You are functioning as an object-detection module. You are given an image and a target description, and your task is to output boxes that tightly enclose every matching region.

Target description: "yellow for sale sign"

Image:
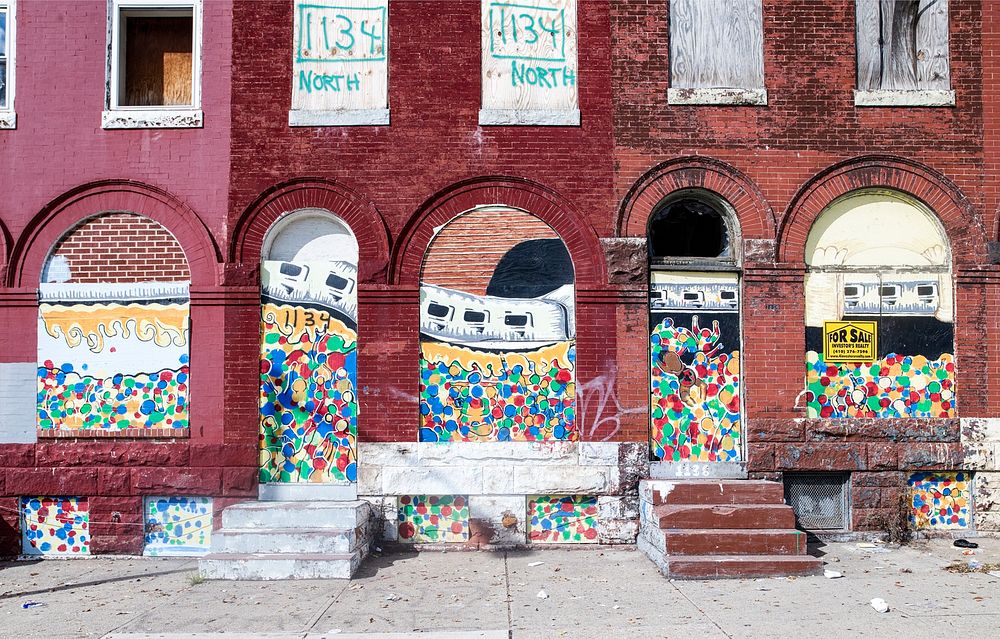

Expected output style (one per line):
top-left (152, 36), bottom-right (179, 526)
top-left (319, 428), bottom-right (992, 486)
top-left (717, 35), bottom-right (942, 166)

top-left (823, 321), bottom-right (877, 363)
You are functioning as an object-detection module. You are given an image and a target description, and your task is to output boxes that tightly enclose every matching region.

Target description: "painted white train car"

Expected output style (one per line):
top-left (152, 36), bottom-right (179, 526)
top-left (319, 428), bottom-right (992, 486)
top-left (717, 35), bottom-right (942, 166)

top-left (261, 260), bottom-right (358, 323)
top-left (419, 283), bottom-right (574, 350)
top-left (842, 280), bottom-right (939, 316)
top-left (649, 282), bottom-right (739, 313)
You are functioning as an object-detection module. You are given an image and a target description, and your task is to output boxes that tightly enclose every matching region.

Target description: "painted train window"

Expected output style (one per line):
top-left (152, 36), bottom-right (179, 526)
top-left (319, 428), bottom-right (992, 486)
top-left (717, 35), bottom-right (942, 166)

top-left (37, 213), bottom-right (191, 433)
top-left (804, 191), bottom-right (954, 418)
top-left (649, 194), bottom-right (741, 463)
top-left (259, 210), bottom-right (359, 484)
top-left (418, 207), bottom-right (576, 442)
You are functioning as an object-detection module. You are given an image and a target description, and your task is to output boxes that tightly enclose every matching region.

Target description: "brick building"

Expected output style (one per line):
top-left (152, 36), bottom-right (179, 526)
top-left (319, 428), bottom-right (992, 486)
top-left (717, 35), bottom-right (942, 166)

top-left (0, 0), bottom-right (997, 577)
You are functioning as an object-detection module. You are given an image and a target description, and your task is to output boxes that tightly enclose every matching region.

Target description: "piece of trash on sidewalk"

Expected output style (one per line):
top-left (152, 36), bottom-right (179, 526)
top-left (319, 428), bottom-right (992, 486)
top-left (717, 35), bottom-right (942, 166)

top-left (857, 542), bottom-right (877, 549)
top-left (962, 549), bottom-right (977, 556)
top-left (20, 602), bottom-right (44, 609)
top-left (824, 570), bottom-right (843, 579)
top-left (528, 561), bottom-right (545, 567)
top-left (987, 571), bottom-right (1000, 578)
top-left (954, 539), bottom-right (979, 549)
top-left (385, 593), bottom-right (402, 602)
top-left (537, 589), bottom-right (549, 599)
top-left (870, 598), bottom-right (889, 613)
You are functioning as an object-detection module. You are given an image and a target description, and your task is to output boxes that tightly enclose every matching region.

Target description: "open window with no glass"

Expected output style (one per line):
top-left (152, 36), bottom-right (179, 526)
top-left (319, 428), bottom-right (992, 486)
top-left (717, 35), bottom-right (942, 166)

top-left (648, 193), bottom-right (737, 267)
top-left (855, 0), bottom-right (953, 106)
top-left (103, 0), bottom-right (203, 128)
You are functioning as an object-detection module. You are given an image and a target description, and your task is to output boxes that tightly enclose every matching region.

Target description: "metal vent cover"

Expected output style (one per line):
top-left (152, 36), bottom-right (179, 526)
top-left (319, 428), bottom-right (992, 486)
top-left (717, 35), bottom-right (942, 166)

top-left (783, 473), bottom-right (850, 530)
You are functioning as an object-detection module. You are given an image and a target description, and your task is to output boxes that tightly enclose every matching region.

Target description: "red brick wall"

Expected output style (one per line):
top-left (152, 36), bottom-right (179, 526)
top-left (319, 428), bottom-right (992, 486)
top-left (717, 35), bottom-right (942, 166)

top-left (46, 213), bottom-right (191, 284)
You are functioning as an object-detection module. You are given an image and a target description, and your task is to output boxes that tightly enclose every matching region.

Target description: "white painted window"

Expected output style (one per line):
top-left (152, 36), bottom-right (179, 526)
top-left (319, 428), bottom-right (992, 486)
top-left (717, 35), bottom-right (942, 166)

top-left (103, 0), bottom-right (203, 129)
top-left (855, 0), bottom-right (953, 106)
top-left (0, 0), bottom-right (15, 128)
top-left (479, 0), bottom-right (580, 126)
top-left (667, 0), bottom-right (766, 106)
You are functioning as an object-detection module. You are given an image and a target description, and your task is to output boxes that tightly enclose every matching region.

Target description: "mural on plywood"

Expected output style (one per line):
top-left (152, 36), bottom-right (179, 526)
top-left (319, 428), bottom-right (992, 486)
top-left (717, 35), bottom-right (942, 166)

top-left (909, 471), bottom-right (970, 530)
top-left (397, 495), bottom-right (470, 543)
top-left (804, 193), bottom-right (955, 418)
top-left (259, 211), bottom-right (359, 484)
top-left (418, 207), bottom-right (576, 442)
top-left (650, 272), bottom-right (741, 463)
top-left (527, 495), bottom-right (598, 543)
top-left (36, 214), bottom-right (191, 433)
top-left (21, 497), bottom-right (90, 556)
top-left (143, 496), bottom-right (213, 556)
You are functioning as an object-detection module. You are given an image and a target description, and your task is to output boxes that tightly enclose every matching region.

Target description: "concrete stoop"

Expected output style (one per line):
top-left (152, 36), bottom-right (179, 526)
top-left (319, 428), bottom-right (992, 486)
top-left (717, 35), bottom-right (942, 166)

top-left (638, 479), bottom-right (823, 579)
top-left (198, 500), bottom-right (376, 580)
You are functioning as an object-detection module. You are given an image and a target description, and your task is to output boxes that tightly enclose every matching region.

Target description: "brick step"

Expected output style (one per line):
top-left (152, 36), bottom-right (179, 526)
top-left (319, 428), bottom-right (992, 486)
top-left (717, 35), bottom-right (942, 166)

top-left (641, 480), bottom-right (786, 506)
top-left (653, 504), bottom-right (796, 529)
top-left (221, 500), bottom-right (372, 530)
top-left (664, 555), bottom-right (824, 579)
top-left (198, 552), bottom-right (362, 580)
top-left (212, 527), bottom-right (368, 555)
top-left (661, 528), bottom-right (809, 556)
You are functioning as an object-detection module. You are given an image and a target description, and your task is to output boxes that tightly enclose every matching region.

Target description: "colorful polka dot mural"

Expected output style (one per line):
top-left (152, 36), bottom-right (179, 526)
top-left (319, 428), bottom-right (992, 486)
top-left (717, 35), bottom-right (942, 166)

top-left (397, 495), bottom-right (470, 543)
top-left (36, 286), bottom-right (191, 432)
top-left (909, 471), bottom-right (971, 530)
top-left (143, 496), bottom-right (213, 556)
top-left (21, 497), bottom-right (90, 556)
top-left (806, 352), bottom-right (956, 419)
top-left (527, 495), bottom-right (599, 543)
top-left (259, 302), bottom-right (358, 484)
top-left (650, 318), bottom-right (741, 462)
top-left (419, 341), bottom-right (576, 442)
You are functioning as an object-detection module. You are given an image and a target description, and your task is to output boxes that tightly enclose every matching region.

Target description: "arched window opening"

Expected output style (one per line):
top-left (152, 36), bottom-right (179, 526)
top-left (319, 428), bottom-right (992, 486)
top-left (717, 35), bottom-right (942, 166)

top-left (648, 196), bottom-right (733, 262)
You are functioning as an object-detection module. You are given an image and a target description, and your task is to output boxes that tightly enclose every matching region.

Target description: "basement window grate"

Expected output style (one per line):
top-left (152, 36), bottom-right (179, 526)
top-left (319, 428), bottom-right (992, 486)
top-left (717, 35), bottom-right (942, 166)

top-left (783, 473), bottom-right (850, 531)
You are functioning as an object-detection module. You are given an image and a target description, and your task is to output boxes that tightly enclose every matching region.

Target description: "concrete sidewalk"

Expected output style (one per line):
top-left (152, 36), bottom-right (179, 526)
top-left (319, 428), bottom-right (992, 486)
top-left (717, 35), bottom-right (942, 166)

top-left (0, 539), bottom-right (998, 639)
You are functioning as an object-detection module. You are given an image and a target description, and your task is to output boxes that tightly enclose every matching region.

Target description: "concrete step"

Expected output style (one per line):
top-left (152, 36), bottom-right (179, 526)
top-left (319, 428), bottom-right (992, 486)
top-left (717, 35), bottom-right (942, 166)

top-left (221, 500), bottom-right (372, 530)
top-left (661, 529), bottom-right (809, 556)
top-left (198, 552), bottom-right (361, 580)
top-left (653, 504), bottom-right (796, 529)
top-left (641, 479), bottom-right (786, 506)
top-left (212, 527), bottom-right (368, 555)
top-left (662, 555), bottom-right (823, 579)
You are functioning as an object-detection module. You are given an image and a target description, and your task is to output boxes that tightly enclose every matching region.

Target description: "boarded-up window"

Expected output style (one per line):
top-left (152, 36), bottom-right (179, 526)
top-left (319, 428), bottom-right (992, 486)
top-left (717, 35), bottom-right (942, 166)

top-left (119, 11), bottom-right (194, 107)
top-left (669, 0), bottom-right (764, 90)
top-left (856, 0), bottom-right (949, 91)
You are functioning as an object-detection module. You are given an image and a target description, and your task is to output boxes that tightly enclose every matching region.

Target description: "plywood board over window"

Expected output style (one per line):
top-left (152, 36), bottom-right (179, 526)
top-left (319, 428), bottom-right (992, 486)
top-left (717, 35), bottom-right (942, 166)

top-left (667, 0), bottom-right (766, 105)
top-left (289, 0), bottom-right (390, 127)
top-left (122, 14), bottom-right (193, 107)
top-left (855, 0), bottom-right (954, 106)
top-left (479, 0), bottom-right (579, 126)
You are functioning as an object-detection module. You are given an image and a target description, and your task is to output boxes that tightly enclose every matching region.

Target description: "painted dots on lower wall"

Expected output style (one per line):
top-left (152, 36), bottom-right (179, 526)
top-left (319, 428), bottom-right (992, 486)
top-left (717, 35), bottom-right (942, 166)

top-left (527, 495), bottom-right (599, 543)
top-left (143, 496), bottom-right (213, 556)
top-left (20, 497), bottom-right (90, 556)
top-left (397, 495), bottom-right (470, 543)
top-left (909, 471), bottom-right (971, 530)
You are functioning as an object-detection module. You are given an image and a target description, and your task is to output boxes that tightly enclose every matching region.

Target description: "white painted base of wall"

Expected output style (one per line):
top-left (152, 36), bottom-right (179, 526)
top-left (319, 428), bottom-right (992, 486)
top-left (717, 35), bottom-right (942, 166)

top-left (0, 362), bottom-right (37, 443)
top-left (288, 109), bottom-right (391, 126)
top-left (259, 483), bottom-right (358, 501)
top-left (478, 108), bottom-right (581, 126)
top-left (962, 419), bottom-right (1000, 533)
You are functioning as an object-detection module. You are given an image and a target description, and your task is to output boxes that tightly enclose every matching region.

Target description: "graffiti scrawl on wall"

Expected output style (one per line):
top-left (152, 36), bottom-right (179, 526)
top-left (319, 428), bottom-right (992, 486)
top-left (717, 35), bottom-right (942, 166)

top-left (37, 283), bottom-right (190, 432)
top-left (649, 271), bottom-right (741, 463)
top-left (804, 192), bottom-right (955, 419)
top-left (418, 207), bottom-right (576, 442)
top-left (259, 212), bottom-right (359, 484)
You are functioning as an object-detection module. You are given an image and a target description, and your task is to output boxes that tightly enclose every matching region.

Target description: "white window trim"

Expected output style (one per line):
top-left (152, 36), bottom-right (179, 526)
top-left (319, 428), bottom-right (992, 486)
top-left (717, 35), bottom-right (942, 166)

top-left (103, 0), bottom-right (203, 129)
top-left (0, 0), bottom-right (16, 129)
top-left (853, 89), bottom-right (956, 108)
top-left (667, 87), bottom-right (768, 107)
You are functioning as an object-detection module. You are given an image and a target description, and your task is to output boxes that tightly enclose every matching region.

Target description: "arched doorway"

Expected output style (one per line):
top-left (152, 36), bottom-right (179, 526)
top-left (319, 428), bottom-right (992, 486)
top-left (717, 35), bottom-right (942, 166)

top-left (258, 209), bottom-right (360, 488)
top-left (648, 191), bottom-right (743, 474)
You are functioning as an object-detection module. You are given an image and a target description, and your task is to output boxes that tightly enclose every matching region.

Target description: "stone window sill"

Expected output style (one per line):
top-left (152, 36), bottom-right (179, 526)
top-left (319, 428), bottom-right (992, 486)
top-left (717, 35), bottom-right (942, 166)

top-left (478, 108), bottom-right (581, 126)
top-left (38, 427), bottom-right (191, 439)
top-left (102, 109), bottom-right (204, 129)
top-left (667, 87), bottom-right (767, 106)
top-left (854, 90), bottom-right (955, 107)
top-left (0, 112), bottom-right (16, 129)
top-left (288, 109), bottom-right (390, 127)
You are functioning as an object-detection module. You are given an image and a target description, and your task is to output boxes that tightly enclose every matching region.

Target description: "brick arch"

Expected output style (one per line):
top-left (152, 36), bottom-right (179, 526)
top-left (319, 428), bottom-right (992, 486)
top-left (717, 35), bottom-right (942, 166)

top-left (617, 156), bottom-right (776, 243)
top-left (392, 177), bottom-right (607, 287)
top-left (231, 178), bottom-right (391, 284)
top-left (10, 180), bottom-right (220, 288)
top-left (778, 156), bottom-right (984, 265)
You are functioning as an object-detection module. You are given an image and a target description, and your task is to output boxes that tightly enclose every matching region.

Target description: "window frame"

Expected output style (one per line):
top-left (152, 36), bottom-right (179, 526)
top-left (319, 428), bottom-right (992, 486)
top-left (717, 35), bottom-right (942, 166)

top-left (103, 0), bottom-right (204, 129)
top-left (0, 0), bottom-right (15, 129)
top-left (647, 189), bottom-right (742, 271)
